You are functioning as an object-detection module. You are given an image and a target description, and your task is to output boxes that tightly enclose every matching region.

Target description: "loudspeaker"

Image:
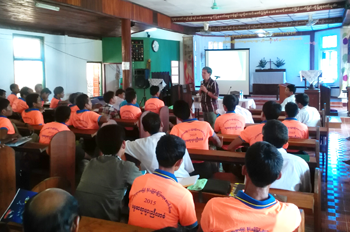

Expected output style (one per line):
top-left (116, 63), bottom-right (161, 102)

top-left (134, 69), bottom-right (150, 89)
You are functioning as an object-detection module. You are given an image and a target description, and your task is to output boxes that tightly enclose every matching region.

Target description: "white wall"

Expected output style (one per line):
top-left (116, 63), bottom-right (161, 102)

top-left (235, 36), bottom-right (310, 92)
top-left (132, 29), bottom-right (186, 84)
top-left (0, 28), bottom-right (102, 99)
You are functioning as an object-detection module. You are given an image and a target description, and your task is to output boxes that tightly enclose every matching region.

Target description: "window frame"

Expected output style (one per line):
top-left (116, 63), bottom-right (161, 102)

top-left (171, 60), bottom-right (179, 85)
top-left (319, 34), bottom-right (338, 84)
top-left (13, 34), bottom-right (46, 88)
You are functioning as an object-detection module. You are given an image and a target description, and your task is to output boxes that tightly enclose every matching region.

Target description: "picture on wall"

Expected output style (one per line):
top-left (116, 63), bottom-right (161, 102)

top-left (132, 40), bottom-right (144, 61)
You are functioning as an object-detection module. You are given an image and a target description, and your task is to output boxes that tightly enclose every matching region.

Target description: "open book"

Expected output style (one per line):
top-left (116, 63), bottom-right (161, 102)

top-left (177, 175), bottom-right (200, 188)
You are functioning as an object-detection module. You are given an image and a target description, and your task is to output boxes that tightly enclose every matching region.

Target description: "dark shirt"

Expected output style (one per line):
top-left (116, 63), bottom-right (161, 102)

top-left (200, 78), bottom-right (219, 112)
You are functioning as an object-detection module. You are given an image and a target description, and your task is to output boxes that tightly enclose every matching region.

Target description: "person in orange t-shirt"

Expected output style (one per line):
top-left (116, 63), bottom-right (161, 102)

top-left (120, 91), bottom-right (142, 120)
top-left (283, 102), bottom-right (309, 139)
top-left (40, 88), bottom-right (52, 107)
top-left (66, 92), bottom-right (81, 126)
top-left (145, 86), bottom-right (165, 114)
top-left (12, 87), bottom-right (33, 114)
top-left (7, 84), bottom-right (20, 106)
top-left (0, 98), bottom-right (17, 136)
top-left (200, 142), bottom-right (301, 232)
top-left (227, 101), bottom-right (282, 151)
top-left (129, 134), bottom-right (198, 230)
top-left (50, 86), bottom-right (65, 109)
top-left (22, 93), bottom-right (44, 126)
top-left (214, 95), bottom-right (245, 135)
top-left (71, 94), bottom-right (108, 130)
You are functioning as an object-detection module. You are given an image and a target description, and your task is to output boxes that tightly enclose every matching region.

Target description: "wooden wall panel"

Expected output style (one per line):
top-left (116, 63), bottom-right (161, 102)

top-left (81, 0), bottom-right (102, 12)
top-left (157, 13), bottom-right (172, 29)
top-left (102, 0), bottom-right (116, 15)
top-left (66, 0), bottom-right (81, 6)
top-left (115, 0), bottom-right (132, 19)
top-left (132, 5), bottom-right (153, 25)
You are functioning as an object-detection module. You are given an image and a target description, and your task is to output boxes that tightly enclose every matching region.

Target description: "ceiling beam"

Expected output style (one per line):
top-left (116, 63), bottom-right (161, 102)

top-left (201, 17), bottom-right (343, 32)
top-left (171, 2), bottom-right (345, 23)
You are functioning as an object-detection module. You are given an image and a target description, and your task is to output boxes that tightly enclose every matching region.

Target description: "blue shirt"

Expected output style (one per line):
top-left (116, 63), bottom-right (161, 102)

top-left (120, 100), bottom-right (139, 108)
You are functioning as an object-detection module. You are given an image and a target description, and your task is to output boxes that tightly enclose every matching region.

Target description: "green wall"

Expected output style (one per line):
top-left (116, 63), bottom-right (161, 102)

top-left (102, 37), bottom-right (180, 106)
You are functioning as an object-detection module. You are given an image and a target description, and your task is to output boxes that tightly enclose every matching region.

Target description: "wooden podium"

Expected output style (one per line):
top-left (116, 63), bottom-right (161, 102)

top-left (305, 89), bottom-right (320, 110)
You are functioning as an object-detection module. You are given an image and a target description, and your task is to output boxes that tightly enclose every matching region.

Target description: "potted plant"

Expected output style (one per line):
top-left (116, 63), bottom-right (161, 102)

top-left (273, 57), bottom-right (286, 68)
top-left (257, 58), bottom-right (267, 69)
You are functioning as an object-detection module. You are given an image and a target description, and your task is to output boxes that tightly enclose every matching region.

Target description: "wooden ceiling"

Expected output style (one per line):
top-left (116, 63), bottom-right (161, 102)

top-left (0, 0), bottom-right (152, 39)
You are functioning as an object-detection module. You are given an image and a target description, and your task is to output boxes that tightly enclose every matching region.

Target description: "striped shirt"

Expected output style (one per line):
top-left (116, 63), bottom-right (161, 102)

top-left (200, 78), bottom-right (219, 112)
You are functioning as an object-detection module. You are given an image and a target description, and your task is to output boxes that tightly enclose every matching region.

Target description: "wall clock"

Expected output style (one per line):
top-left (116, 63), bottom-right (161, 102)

top-left (152, 40), bottom-right (159, 52)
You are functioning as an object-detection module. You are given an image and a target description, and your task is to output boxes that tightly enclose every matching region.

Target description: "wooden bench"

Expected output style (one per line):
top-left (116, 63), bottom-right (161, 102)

top-left (252, 115), bottom-right (286, 123)
top-left (328, 116), bottom-right (342, 129)
top-left (0, 146), bottom-right (16, 215)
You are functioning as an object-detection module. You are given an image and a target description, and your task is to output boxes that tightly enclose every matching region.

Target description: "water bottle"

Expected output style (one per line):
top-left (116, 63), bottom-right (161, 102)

top-left (240, 90), bottom-right (243, 100)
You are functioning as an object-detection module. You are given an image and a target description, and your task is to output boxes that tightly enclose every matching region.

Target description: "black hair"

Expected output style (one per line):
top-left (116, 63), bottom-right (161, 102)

top-left (202, 66), bottom-right (212, 75)
top-left (286, 84), bottom-right (296, 94)
top-left (173, 100), bottom-right (190, 121)
top-left (142, 112), bottom-right (161, 135)
top-left (55, 106), bottom-right (71, 123)
top-left (26, 93), bottom-right (40, 108)
top-left (262, 101), bottom-right (281, 120)
top-left (0, 89), bottom-right (5, 97)
top-left (103, 91), bottom-right (115, 104)
top-left (156, 134), bottom-right (186, 168)
top-left (116, 89), bottom-right (125, 96)
top-left (125, 91), bottom-right (136, 103)
top-left (245, 141), bottom-right (283, 188)
top-left (285, 102), bottom-right (299, 118)
top-left (41, 88), bottom-right (52, 95)
top-left (10, 84), bottom-right (18, 91)
top-left (96, 124), bottom-right (125, 155)
top-left (150, 86), bottom-right (160, 96)
top-left (75, 94), bottom-right (89, 110)
top-left (68, 93), bottom-right (80, 105)
top-left (223, 95), bottom-right (237, 112)
top-left (295, 93), bottom-right (309, 106)
top-left (153, 226), bottom-right (187, 232)
top-left (53, 87), bottom-right (64, 97)
top-left (125, 87), bottom-right (135, 93)
top-left (20, 87), bottom-right (31, 98)
top-left (262, 120), bottom-right (289, 148)
top-left (0, 98), bottom-right (10, 112)
top-left (22, 194), bottom-right (79, 232)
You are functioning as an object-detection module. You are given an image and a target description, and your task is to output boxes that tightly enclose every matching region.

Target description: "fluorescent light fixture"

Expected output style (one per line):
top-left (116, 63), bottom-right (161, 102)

top-left (257, 33), bottom-right (265, 37)
top-left (35, 2), bottom-right (60, 11)
top-left (145, 28), bottom-right (157, 32)
top-left (255, 29), bottom-right (266, 33)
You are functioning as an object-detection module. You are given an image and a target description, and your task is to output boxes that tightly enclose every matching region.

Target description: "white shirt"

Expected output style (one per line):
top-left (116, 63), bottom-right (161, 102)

top-left (113, 96), bottom-right (124, 110)
top-left (271, 148), bottom-right (311, 192)
top-left (281, 95), bottom-right (295, 111)
top-left (296, 105), bottom-right (321, 127)
top-left (125, 132), bottom-right (194, 178)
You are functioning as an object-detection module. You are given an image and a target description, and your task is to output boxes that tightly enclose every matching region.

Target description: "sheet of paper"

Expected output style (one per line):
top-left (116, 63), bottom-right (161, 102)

top-left (177, 175), bottom-right (200, 187)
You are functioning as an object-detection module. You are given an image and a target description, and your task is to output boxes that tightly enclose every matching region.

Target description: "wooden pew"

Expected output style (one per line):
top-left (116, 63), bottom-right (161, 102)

top-left (252, 115), bottom-right (285, 123)
top-left (0, 146), bottom-right (16, 215)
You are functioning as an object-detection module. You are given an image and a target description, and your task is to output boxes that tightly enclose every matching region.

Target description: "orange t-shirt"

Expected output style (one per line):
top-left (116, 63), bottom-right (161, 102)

top-left (170, 119), bottom-right (214, 150)
top-left (0, 116), bottom-right (15, 135)
top-left (50, 97), bottom-right (60, 109)
top-left (66, 105), bottom-right (79, 126)
top-left (282, 118), bottom-right (309, 139)
top-left (71, 109), bottom-right (101, 130)
top-left (239, 123), bottom-right (265, 146)
top-left (21, 109), bottom-right (44, 126)
top-left (12, 98), bottom-right (28, 114)
top-left (7, 93), bottom-right (18, 106)
top-left (39, 122), bottom-right (70, 144)
top-left (120, 104), bottom-right (142, 120)
top-left (214, 112), bottom-right (245, 135)
top-left (145, 97), bottom-right (165, 114)
top-left (128, 169), bottom-right (198, 230)
top-left (200, 191), bottom-right (301, 232)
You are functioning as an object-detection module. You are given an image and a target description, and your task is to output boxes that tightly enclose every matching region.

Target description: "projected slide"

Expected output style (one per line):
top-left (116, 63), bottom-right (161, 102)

top-left (206, 49), bottom-right (250, 94)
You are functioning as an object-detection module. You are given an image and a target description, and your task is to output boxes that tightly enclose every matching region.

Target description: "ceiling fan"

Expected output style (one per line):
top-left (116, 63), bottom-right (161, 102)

top-left (211, 0), bottom-right (219, 10)
top-left (306, 14), bottom-right (319, 26)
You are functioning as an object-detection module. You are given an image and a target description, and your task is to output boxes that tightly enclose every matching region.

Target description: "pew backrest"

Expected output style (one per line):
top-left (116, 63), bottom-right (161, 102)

top-left (0, 146), bottom-right (16, 215)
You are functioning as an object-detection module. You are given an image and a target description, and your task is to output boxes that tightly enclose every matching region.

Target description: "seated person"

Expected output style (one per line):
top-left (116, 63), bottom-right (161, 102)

top-left (22, 93), bottom-right (44, 126)
top-left (7, 83), bottom-right (19, 106)
top-left (281, 84), bottom-right (296, 111)
top-left (0, 98), bottom-right (17, 137)
top-left (40, 88), bottom-right (52, 106)
top-left (0, 89), bottom-right (5, 98)
top-left (71, 94), bottom-right (108, 130)
top-left (76, 124), bottom-right (142, 221)
top-left (12, 87), bottom-right (33, 114)
top-left (200, 142), bottom-right (301, 232)
top-left (34, 83), bottom-right (43, 94)
top-left (295, 93), bottom-right (321, 127)
top-left (125, 112), bottom-right (194, 177)
top-left (66, 92), bottom-right (80, 126)
top-left (120, 91), bottom-right (142, 120)
top-left (263, 120), bottom-right (311, 192)
top-left (119, 88), bottom-right (140, 108)
top-left (50, 86), bottom-right (65, 109)
top-left (228, 101), bottom-right (282, 151)
top-left (23, 188), bottom-right (80, 232)
top-left (145, 86), bottom-right (165, 114)
top-left (128, 134), bottom-right (198, 230)
top-left (114, 89), bottom-right (125, 110)
top-left (99, 91), bottom-right (119, 119)
top-left (214, 95), bottom-right (245, 135)
top-left (283, 102), bottom-right (309, 139)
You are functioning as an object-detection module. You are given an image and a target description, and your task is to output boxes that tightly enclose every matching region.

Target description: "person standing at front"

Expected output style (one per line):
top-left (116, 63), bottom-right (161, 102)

top-left (199, 67), bottom-right (219, 129)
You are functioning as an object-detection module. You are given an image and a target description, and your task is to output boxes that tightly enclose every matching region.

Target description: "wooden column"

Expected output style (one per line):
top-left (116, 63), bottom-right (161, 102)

top-left (122, 19), bottom-right (132, 89)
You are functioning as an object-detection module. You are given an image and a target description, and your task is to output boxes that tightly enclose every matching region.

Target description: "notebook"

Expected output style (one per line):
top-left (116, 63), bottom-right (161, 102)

top-left (5, 137), bottom-right (32, 147)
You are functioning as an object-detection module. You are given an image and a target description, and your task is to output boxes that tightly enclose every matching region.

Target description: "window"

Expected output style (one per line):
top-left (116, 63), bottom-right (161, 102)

top-left (319, 35), bottom-right (338, 84)
top-left (213, 42), bottom-right (218, 49)
top-left (13, 35), bottom-right (44, 90)
top-left (322, 35), bottom-right (337, 48)
top-left (218, 42), bottom-right (224, 49)
top-left (208, 41), bottom-right (213, 49)
top-left (86, 63), bottom-right (102, 97)
top-left (171, 61), bottom-right (179, 84)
